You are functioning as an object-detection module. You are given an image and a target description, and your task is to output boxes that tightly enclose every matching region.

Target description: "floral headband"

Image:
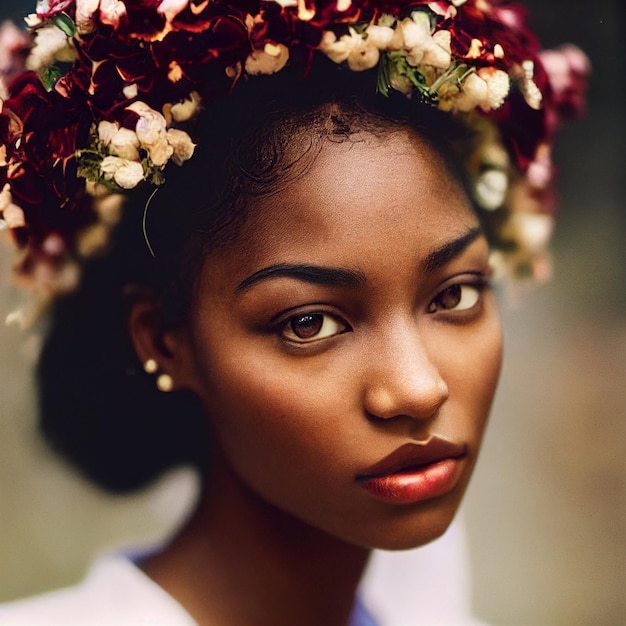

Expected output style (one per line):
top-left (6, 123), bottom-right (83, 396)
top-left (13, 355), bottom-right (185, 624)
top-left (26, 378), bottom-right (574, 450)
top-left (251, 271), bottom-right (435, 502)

top-left (0, 0), bottom-right (588, 324)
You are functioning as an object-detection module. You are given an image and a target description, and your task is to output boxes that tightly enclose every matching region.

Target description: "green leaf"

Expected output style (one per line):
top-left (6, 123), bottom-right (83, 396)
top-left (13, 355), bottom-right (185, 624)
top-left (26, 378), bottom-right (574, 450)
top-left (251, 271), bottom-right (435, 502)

top-left (40, 65), bottom-right (63, 91)
top-left (376, 52), bottom-right (391, 97)
top-left (54, 13), bottom-right (76, 38)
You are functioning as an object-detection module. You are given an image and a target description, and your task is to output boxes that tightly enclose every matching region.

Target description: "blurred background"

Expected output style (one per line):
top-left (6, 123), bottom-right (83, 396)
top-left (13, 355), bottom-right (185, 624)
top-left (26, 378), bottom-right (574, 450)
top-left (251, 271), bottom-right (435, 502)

top-left (0, 1), bottom-right (624, 624)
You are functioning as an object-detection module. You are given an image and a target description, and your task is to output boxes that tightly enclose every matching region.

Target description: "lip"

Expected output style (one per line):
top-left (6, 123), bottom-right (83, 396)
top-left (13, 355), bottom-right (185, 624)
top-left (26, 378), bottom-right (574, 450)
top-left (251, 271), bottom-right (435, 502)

top-left (356, 437), bottom-right (467, 504)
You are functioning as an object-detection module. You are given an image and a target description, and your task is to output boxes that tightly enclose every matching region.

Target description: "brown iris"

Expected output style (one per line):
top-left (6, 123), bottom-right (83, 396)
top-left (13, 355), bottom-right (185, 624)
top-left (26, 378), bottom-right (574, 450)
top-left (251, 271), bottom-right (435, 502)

top-left (428, 284), bottom-right (462, 313)
top-left (289, 313), bottom-right (324, 339)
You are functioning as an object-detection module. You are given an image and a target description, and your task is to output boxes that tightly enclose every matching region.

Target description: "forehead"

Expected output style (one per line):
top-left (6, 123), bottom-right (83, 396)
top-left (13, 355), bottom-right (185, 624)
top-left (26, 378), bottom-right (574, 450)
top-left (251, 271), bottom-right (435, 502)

top-left (201, 130), bottom-right (478, 282)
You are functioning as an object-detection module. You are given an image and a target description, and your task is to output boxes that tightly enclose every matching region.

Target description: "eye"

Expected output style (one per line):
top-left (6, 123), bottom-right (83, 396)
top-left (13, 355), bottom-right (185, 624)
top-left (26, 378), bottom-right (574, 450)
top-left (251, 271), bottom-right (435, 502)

top-left (280, 312), bottom-right (349, 344)
top-left (427, 283), bottom-right (482, 314)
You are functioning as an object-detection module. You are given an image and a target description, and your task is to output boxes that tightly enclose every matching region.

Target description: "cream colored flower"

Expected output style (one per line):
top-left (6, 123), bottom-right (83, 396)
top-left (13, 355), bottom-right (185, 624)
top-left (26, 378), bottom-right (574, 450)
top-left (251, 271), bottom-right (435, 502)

top-left (475, 168), bottom-right (509, 211)
top-left (99, 121), bottom-right (141, 160)
top-left (506, 212), bottom-right (554, 255)
top-left (402, 13), bottom-right (451, 70)
top-left (245, 43), bottom-right (290, 75)
top-left (110, 128), bottom-right (141, 161)
top-left (422, 30), bottom-right (451, 69)
top-left (518, 59), bottom-right (543, 110)
top-left (100, 0), bottom-right (127, 29)
top-left (123, 83), bottom-right (139, 100)
top-left (401, 14), bottom-right (430, 52)
top-left (478, 68), bottom-right (510, 110)
top-left (147, 139), bottom-right (173, 167)
top-left (127, 101), bottom-right (172, 166)
top-left (167, 128), bottom-right (195, 166)
top-left (158, 0), bottom-right (190, 21)
top-left (170, 91), bottom-right (201, 122)
top-left (98, 120), bottom-right (118, 146)
top-left (75, 0), bottom-right (101, 34)
top-left (26, 25), bottom-right (75, 72)
top-left (365, 25), bottom-right (396, 50)
top-left (319, 29), bottom-right (379, 71)
top-left (24, 14), bottom-right (42, 28)
top-left (452, 72), bottom-right (487, 111)
top-left (0, 182), bottom-right (13, 212)
top-left (0, 183), bottom-right (25, 229)
top-left (101, 156), bottom-right (145, 189)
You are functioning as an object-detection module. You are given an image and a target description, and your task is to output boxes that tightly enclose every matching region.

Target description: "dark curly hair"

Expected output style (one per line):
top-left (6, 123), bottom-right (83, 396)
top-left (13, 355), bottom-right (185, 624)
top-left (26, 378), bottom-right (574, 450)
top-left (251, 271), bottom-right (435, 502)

top-left (37, 57), bottom-right (477, 493)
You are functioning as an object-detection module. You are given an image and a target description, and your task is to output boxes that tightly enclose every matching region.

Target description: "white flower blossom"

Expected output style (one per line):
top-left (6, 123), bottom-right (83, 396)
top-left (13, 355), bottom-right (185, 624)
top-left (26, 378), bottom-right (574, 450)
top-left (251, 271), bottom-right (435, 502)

top-left (148, 139), bottom-right (174, 167)
top-left (24, 14), bottom-right (42, 28)
top-left (158, 0), bottom-right (190, 21)
top-left (101, 156), bottom-right (145, 189)
top-left (401, 13), bottom-right (451, 70)
top-left (245, 43), bottom-right (290, 75)
top-left (519, 59), bottom-right (543, 110)
top-left (100, 0), bottom-right (128, 29)
top-left (170, 91), bottom-right (201, 122)
top-left (167, 128), bottom-right (195, 166)
top-left (453, 72), bottom-right (488, 111)
top-left (365, 25), bottom-right (396, 50)
top-left (319, 29), bottom-right (379, 72)
top-left (0, 182), bottom-right (12, 212)
top-left (26, 25), bottom-right (75, 72)
top-left (478, 68), bottom-right (510, 110)
top-left (110, 128), bottom-right (141, 160)
top-left (507, 213), bottom-right (554, 255)
top-left (127, 101), bottom-right (172, 166)
top-left (422, 30), bottom-right (451, 69)
top-left (401, 14), bottom-right (430, 51)
top-left (75, 0), bottom-right (101, 33)
top-left (98, 120), bottom-right (118, 146)
top-left (128, 101), bottom-right (167, 144)
top-left (475, 169), bottom-right (509, 211)
top-left (0, 183), bottom-right (24, 229)
top-left (123, 83), bottom-right (138, 99)
top-left (99, 120), bottom-right (140, 160)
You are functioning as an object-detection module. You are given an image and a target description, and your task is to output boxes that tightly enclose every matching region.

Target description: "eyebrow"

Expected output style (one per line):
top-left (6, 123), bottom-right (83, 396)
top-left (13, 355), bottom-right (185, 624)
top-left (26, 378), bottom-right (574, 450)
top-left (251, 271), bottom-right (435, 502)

top-left (236, 264), bottom-right (367, 293)
top-left (236, 227), bottom-right (484, 293)
top-left (422, 227), bottom-right (484, 274)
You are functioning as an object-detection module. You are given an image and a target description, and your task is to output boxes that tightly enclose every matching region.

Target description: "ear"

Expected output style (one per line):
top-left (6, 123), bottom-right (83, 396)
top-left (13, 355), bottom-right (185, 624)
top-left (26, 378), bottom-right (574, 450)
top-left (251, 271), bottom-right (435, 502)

top-left (128, 298), bottom-right (199, 392)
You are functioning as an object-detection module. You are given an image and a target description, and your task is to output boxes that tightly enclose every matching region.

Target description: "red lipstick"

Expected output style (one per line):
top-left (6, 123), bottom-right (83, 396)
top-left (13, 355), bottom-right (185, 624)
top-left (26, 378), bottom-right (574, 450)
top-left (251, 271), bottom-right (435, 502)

top-left (357, 438), bottom-right (466, 504)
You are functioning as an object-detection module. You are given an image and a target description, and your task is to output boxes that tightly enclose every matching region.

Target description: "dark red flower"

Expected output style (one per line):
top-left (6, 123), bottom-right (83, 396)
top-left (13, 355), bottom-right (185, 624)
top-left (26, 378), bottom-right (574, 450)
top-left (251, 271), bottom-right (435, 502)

top-left (446, 0), bottom-right (540, 69)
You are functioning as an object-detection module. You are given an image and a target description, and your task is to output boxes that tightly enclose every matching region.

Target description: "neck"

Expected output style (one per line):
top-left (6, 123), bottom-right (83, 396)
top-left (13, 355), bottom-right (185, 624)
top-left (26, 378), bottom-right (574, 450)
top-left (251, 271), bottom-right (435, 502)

top-left (143, 459), bottom-right (370, 626)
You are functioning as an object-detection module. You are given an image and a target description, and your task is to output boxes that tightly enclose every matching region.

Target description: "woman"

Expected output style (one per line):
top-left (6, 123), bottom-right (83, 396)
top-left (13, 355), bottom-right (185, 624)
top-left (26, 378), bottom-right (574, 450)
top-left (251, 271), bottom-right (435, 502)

top-left (0, 1), bottom-right (587, 624)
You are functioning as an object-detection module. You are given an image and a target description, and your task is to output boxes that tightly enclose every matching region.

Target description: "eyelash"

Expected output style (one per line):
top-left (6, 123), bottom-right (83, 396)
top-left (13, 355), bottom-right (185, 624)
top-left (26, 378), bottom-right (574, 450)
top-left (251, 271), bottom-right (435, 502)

top-left (427, 277), bottom-right (489, 316)
top-left (279, 311), bottom-right (351, 345)
top-left (276, 277), bottom-right (489, 345)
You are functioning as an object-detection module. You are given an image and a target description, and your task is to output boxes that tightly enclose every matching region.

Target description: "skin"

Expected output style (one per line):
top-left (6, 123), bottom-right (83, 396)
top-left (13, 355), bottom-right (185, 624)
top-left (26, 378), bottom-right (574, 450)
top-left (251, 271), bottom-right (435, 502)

top-left (134, 128), bottom-right (503, 625)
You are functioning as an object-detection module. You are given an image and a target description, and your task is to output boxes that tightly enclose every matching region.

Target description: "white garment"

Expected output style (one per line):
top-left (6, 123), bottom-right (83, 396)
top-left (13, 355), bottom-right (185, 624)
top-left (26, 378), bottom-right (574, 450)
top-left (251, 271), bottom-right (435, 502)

top-left (0, 520), bottom-right (488, 626)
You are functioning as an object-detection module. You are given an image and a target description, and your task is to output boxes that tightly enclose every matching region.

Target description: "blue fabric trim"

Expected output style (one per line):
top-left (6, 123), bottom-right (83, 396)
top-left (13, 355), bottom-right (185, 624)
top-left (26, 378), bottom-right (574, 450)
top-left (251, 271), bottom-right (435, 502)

top-left (349, 595), bottom-right (379, 626)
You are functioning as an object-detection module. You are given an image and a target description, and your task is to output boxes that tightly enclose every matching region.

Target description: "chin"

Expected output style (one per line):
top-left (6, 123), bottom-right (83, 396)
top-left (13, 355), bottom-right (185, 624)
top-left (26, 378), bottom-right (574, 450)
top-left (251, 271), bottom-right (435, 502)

top-left (343, 495), bottom-right (462, 552)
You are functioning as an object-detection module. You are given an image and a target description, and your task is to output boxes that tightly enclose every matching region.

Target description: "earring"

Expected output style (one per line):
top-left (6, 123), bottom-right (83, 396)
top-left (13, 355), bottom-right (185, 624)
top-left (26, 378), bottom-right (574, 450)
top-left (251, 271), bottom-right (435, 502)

top-left (156, 373), bottom-right (174, 393)
top-left (143, 358), bottom-right (158, 374)
top-left (143, 359), bottom-right (174, 392)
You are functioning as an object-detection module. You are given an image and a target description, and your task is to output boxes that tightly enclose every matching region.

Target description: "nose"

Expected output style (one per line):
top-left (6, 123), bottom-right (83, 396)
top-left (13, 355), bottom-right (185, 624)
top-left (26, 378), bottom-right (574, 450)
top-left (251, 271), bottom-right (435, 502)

top-left (362, 323), bottom-right (449, 421)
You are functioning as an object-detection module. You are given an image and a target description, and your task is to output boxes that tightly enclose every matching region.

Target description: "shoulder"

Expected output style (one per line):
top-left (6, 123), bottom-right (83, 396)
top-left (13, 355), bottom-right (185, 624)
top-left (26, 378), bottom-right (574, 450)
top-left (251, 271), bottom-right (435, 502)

top-left (0, 554), bottom-right (197, 626)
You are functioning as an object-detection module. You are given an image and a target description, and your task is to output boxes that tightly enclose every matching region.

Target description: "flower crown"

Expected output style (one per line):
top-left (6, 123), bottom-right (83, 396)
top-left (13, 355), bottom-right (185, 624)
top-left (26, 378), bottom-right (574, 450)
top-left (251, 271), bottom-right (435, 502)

top-left (0, 0), bottom-right (588, 324)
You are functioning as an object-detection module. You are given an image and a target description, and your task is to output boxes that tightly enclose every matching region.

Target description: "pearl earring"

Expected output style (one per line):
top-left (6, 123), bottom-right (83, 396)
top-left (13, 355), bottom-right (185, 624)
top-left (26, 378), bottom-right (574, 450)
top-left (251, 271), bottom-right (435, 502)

top-left (156, 373), bottom-right (174, 393)
top-left (143, 359), bottom-right (174, 392)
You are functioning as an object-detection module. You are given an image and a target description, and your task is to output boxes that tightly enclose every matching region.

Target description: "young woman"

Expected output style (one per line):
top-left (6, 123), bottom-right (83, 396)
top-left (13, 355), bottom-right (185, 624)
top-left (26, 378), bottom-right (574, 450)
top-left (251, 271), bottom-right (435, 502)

top-left (0, 1), bottom-right (587, 624)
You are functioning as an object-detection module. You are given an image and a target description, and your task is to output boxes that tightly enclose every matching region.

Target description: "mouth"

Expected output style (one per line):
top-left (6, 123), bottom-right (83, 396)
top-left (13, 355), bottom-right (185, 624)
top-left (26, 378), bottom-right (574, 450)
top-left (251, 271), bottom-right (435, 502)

top-left (356, 437), bottom-right (467, 504)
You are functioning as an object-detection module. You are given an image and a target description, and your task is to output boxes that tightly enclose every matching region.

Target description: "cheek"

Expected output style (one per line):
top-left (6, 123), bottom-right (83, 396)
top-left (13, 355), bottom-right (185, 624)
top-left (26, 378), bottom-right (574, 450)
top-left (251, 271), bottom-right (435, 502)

top-left (193, 341), bottom-right (359, 482)
top-left (427, 306), bottom-right (503, 428)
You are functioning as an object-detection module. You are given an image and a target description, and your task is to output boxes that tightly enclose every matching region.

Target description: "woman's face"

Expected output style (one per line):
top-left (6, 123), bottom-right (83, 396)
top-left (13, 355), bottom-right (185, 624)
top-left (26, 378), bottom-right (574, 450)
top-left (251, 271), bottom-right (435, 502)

top-left (179, 129), bottom-right (502, 550)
